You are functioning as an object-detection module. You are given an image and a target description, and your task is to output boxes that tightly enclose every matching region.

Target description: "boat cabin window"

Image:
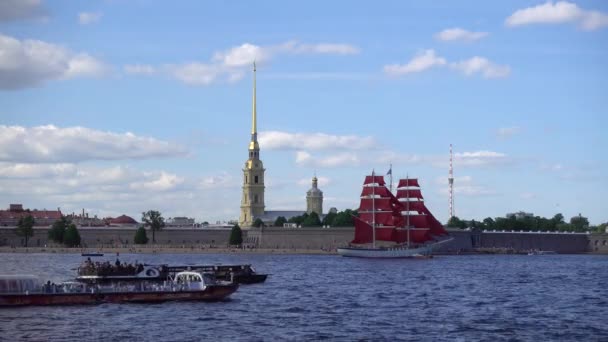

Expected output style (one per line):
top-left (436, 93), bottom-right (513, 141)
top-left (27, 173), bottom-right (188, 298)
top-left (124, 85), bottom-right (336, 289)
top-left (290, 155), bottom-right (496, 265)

top-left (0, 276), bottom-right (39, 293)
top-left (176, 273), bottom-right (203, 283)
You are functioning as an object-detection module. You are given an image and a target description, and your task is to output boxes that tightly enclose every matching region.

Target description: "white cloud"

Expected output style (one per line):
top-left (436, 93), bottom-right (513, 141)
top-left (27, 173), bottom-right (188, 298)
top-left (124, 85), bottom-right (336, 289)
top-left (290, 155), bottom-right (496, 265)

top-left (385, 50), bottom-right (510, 80)
top-left (0, 33), bottom-right (107, 90)
top-left (497, 126), bottom-right (522, 139)
top-left (212, 43), bottom-right (270, 67)
top-left (506, 1), bottom-right (608, 31)
top-left (435, 28), bottom-right (489, 42)
top-left (384, 49), bottom-right (446, 76)
top-left (276, 41), bottom-right (360, 55)
top-left (78, 12), bottom-right (102, 25)
top-left (436, 175), bottom-right (495, 197)
top-left (0, 125), bottom-right (188, 163)
top-left (124, 64), bottom-right (156, 75)
top-left (64, 53), bottom-right (107, 78)
top-left (0, 0), bottom-right (46, 22)
top-left (296, 152), bottom-right (361, 168)
top-left (451, 56), bottom-right (511, 79)
top-left (0, 163), bottom-right (77, 178)
top-left (131, 171), bottom-right (184, 191)
top-left (259, 131), bottom-right (376, 151)
top-left (129, 40), bottom-right (360, 86)
top-left (455, 150), bottom-right (510, 167)
top-left (166, 62), bottom-right (224, 85)
top-left (198, 172), bottom-right (238, 189)
top-left (0, 163), bottom-right (245, 222)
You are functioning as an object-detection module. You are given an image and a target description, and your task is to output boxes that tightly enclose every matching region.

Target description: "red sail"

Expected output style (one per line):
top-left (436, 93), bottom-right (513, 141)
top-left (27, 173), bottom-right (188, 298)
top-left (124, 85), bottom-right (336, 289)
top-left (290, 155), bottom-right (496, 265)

top-left (396, 189), bottom-right (423, 199)
top-left (361, 186), bottom-right (392, 197)
top-left (418, 204), bottom-right (448, 236)
top-left (394, 228), bottom-right (432, 244)
top-left (364, 175), bottom-right (386, 186)
top-left (407, 214), bottom-right (430, 228)
top-left (375, 227), bottom-right (397, 241)
top-left (359, 198), bottom-right (393, 211)
top-left (352, 216), bottom-right (373, 244)
top-left (397, 178), bottom-right (420, 188)
top-left (359, 211), bottom-right (396, 226)
top-left (399, 200), bottom-right (425, 213)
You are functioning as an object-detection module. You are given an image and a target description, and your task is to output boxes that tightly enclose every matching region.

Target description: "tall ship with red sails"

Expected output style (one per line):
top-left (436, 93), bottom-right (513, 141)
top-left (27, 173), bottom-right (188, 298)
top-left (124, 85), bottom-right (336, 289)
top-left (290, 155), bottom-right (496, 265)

top-left (337, 172), bottom-right (453, 258)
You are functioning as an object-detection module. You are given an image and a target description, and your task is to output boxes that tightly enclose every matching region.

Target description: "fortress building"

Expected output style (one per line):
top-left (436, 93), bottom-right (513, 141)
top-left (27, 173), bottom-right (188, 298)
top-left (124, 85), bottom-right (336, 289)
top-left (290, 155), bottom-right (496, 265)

top-left (306, 176), bottom-right (323, 215)
top-left (239, 62), bottom-right (266, 227)
top-left (238, 64), bottom-right (324, 228)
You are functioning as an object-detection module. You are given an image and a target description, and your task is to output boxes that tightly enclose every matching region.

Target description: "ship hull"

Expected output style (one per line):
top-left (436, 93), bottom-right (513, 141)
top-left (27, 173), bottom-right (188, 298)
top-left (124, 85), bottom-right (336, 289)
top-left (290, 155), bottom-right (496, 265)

top-left (337, 238), bottom-right (453, 258)
top-left (0, 284), bottom-right (238, 307)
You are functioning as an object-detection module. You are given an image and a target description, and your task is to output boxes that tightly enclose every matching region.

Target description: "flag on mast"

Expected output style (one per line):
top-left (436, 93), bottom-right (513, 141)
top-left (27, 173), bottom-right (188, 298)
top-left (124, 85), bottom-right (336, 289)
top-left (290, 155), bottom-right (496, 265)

top-left (386, 166), bottom-right (392, 175)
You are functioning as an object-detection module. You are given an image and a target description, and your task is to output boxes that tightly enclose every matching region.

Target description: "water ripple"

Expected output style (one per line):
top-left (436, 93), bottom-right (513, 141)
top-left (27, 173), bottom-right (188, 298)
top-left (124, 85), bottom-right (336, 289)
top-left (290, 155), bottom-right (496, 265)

top-left (1, 253), bottom-right (607, 341)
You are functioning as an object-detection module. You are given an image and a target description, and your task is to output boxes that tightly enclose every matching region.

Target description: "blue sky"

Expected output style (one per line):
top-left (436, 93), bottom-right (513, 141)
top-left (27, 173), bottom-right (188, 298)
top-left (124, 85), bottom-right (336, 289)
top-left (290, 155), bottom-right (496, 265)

top-left (1, 0), bottom-right (606, 224)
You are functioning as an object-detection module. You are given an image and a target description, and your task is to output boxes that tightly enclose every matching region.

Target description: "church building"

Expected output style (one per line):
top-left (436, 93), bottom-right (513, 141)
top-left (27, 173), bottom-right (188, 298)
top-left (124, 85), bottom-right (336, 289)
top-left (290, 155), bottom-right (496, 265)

top-left (238, 63), bottom-right (324, 228)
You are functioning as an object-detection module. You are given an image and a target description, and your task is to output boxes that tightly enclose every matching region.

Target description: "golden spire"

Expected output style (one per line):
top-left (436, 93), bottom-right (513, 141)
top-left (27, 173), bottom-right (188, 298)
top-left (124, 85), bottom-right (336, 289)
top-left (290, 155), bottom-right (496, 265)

top-left (252, 60), bottom-right (257, 135)
top-left (248, 60), bottom-right (259, 153)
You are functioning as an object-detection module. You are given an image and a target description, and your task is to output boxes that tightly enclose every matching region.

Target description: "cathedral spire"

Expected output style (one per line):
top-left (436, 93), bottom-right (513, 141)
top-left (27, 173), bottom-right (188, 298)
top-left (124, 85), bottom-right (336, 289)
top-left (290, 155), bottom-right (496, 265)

top-left (252, 60), bottom-right (257, 136)
top-left (249, 61), bottom-right (259, 153)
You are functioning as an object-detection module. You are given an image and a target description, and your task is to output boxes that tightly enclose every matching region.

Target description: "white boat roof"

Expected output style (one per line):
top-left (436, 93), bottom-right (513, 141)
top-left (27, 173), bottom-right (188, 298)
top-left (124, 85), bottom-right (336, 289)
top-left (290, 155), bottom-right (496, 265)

top-left (0, 275), bottom-right (38, 280)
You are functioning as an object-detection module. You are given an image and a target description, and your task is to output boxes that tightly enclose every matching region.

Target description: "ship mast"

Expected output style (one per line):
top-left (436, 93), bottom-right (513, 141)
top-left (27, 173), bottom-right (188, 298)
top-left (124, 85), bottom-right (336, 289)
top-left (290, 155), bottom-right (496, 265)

top-left (406, 173), bottom-right (410, 248)
top-left (372, 170), bottom-right (376, 249)
top-left (388, 163), bottom-right (393, 193)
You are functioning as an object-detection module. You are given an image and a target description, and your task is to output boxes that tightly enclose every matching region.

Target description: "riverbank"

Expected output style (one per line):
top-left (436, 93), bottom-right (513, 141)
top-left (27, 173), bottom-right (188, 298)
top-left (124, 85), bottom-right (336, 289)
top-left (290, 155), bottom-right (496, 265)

top-left (1, 246), bottom-right (602, 255)
top-left (0, 246), bottom-right (337, 255)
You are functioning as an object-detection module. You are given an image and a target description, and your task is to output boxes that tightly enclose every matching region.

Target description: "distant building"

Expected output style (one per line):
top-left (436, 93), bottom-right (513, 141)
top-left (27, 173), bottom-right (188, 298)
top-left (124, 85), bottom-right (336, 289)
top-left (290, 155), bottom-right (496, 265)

top-left (0, 204), bottom-right (62, 227)
top-left (108, 215), bottom-right (138, 227)
top-left (166, 217), bottom-right (195, 227)
top-left (506, 211), bottom-right (534, 219)
top-left (306, 176), bottom-right (323, 215)
top-left (238, 65), bottom-right (325, 228)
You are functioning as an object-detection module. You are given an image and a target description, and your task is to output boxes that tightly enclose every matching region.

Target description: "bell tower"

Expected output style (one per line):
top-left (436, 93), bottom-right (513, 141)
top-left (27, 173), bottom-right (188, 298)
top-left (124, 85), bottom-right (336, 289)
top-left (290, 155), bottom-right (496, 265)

top-left (239, 62), bottom-right (265, 227)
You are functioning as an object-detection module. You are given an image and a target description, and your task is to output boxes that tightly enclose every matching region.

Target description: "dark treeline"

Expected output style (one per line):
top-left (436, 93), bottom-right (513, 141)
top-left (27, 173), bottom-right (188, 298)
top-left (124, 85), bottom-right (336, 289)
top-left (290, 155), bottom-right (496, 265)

top-left (448, 213), bottom-right (607, 233)
top-left (254, 209), bottom-right (359, 228)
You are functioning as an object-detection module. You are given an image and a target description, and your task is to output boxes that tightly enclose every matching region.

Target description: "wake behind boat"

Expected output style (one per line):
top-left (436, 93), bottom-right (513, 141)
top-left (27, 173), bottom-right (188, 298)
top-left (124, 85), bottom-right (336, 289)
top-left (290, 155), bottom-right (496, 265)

top-left (337, 172), bottom-right (453, 258)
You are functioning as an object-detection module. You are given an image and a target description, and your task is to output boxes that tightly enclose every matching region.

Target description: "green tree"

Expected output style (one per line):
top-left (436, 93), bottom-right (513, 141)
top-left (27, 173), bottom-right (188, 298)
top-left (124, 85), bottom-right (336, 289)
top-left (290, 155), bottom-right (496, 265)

top-left (134, 226), bottom-right (149, 244)
top-left (322, 211), bottom-right (337, 227)
top-left (49, 216), bottom-right (70, 243)
top-left (447, 216), bottom-right (466, 229)
top-left (229, 224), bottom-right (243, 246)
top-left (288, 213), bottom-right (307, 226)
top-left (570, 215), bottom-right (589, 232)
top-left (142, 210), bottom-right (165, 243)
top-left (253, 218), bottom-right (264, 228)
top-left (301, 212), bottom-right (322, 227)
top-left (15, 215), bottom-right (35, 247)
top-left (332, 209), bottom-right (357, 227)
top-left (63, 223), bottom-right (81, 247)
top-left (274, 216), bottom-right (287, 227)
top-left (482, 217), bottom-right (495, 230)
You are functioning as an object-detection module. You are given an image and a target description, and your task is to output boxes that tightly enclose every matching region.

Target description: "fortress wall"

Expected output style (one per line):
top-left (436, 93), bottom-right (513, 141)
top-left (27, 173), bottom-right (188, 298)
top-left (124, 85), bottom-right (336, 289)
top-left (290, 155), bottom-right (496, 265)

top-left (434, 229), bottom-right (474, 253)
top-left (246, 227), bottom-right (353, 250)
top-left (0, 227), bottom-right (231, 247)
top-left (0, 227), bottom-right (593, 253)
top-left (589, 234), bottom-right (608, 254)
top-left (479, 232), bottom-right (590, 253)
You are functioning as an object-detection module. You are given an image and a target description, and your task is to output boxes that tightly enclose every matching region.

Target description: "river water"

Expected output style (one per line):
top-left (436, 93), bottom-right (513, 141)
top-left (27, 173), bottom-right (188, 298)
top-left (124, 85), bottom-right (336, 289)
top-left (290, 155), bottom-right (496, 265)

top-left (0, 253), bottom-right (607, 341)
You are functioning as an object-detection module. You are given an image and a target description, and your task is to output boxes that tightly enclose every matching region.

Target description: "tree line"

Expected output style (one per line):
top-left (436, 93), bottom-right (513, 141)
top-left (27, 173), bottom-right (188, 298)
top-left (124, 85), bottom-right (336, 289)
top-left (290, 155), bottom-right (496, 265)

top-left (251, 209), bottom-right (359, 228)
top-left (447, 213), bottom-right (607, 233)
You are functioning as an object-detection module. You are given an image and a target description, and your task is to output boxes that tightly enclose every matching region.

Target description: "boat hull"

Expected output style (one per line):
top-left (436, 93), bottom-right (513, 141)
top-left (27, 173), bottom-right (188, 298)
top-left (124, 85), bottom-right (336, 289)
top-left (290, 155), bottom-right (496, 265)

top-left (0, 284), bottom-right (238, 307)
top-left (337, 238), bottom-right (453, 258)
